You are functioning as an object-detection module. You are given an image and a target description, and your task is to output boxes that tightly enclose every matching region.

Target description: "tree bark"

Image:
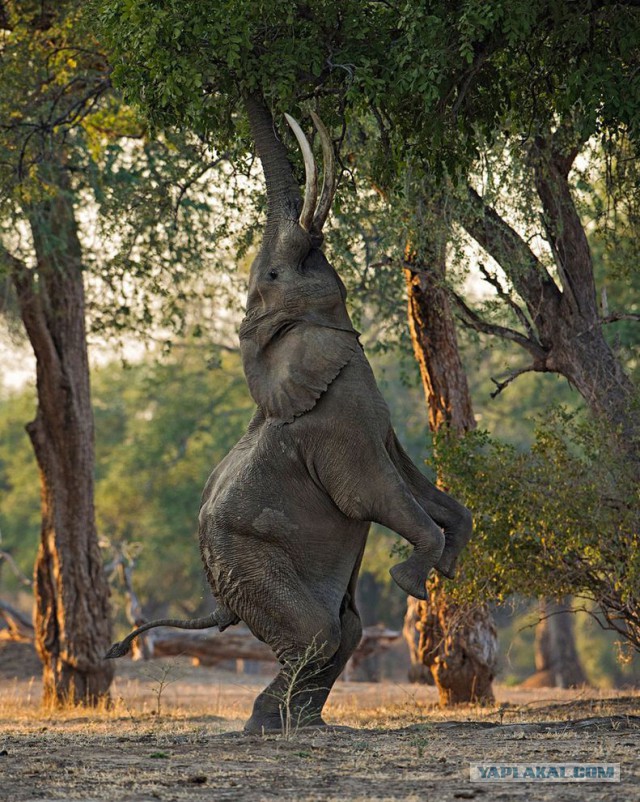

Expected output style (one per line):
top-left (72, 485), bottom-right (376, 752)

top-left (457, 137), bottom-right (639, 476)
top-left (411, 576), bottom-right (498, 705)
top-left (403, 596), bottom-right (434, 684)
top-left (524, 598), bottom-right (587, 688)
top-left (402, 206), bottom-right (498, 705)
top-left (7, 167), bottom-right (113, 706)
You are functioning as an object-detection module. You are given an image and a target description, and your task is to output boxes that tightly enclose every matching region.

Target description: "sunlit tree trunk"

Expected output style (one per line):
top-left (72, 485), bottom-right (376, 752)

top-left (8, 167), bottom-right (113, 706)
top-left (403, 596), bottom-right (434, 684)
top-left (402, 206), bottom-right (498, 705)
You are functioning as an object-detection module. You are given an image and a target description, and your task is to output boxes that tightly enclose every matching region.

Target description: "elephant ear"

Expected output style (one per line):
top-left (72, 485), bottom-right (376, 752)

top-left (240, 318), bottom-right (358, 423)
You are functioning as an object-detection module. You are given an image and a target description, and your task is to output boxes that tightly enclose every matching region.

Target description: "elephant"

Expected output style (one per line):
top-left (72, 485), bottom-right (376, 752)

top-left (106, 96), bottom-right (473, 733)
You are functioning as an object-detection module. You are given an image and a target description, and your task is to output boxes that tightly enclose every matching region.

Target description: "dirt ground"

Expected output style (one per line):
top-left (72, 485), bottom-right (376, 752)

top-left (0, 648), bottom-right (639, 801)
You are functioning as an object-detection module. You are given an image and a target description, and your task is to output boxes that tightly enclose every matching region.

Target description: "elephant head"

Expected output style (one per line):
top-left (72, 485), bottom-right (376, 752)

top-left (240, 97), bottom-right (359, 424)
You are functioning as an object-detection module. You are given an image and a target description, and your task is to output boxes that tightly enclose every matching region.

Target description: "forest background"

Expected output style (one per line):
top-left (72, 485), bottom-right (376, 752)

top-left (1, 0), bottom-right (639, 696)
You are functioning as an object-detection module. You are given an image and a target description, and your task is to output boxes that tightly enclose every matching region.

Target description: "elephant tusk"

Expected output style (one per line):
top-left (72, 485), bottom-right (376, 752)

top-left (310, 111), bottom-right (336, 233)
top-left (284, 113), bottom-right (318, 232)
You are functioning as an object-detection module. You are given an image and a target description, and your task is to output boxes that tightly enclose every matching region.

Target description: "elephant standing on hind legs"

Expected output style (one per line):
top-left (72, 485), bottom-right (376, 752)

top-left (106, 96), bottom-right (473, 734)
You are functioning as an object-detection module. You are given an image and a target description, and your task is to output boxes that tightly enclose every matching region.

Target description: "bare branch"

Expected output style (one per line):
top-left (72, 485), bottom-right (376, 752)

top-left (478, 262), bottom-right (539, 342)
top-left (573, 311), bottom-right (640, 338)
top-left (0, 550), bottom-right (32, 587)
top-left (450, 288), bottom-right (548, 361)
top-left (490, 365), bottom-right (543, 398)
top-left (458, 187), bottom-right (562, 329)
top-left (601, 312), bottom-right (640, 325)
top-left (173, 153), bottom-right (231, 222)
top-left (0, 600), bottom-right (34, 640)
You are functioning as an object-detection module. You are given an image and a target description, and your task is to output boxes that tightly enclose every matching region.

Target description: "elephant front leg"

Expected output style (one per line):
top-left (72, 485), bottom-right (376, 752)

top-left (386, 430), bottom-right (473, 579)
top-left (386, 506), bottom-right (445, 601)
top-left (365, 463), bottom-right (445, 600)
top-left (318, 449), bottom-right (445, 600)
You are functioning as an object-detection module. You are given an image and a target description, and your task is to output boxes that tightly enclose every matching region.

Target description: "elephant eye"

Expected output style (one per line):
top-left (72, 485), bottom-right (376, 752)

top-left (268, 269), bottom-right (279, 280)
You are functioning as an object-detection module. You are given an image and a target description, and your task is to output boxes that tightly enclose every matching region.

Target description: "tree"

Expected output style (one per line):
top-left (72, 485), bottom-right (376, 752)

top-left (0, 1), bottom-right (236, 705)
top-left (98, 0), bottom-right (639, 677)
top-left (525, 598), bottom-right (587, 689)
top-left (399, 196), bottom-right (497, 703)
top-left (435, 409), bottom-right (640, 651)
top-left (0, 3), bottom-right (116, 703)
top-left (363, 0), bottom-right (640, 472)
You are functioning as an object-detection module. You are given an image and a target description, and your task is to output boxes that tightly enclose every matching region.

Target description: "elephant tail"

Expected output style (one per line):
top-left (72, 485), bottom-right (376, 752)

top-left (104, 604), bottom-right (239, 659)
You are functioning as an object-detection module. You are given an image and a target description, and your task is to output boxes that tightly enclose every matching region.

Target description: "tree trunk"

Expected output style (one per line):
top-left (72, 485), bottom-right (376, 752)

top-left (411, 576), bottom-right (497, 704)
top-left (125, 625), bottom-right (399, 674)
top-left (9, 168), bottom-right (113, 706)
top-left (524, 598), bottom-right (587, 689)
top-left (458, 137), bottom-right (639, 477)
top-left (403, 596), bottom-right (434, 684)
top-left (402, 210), bottom-right (498, 705)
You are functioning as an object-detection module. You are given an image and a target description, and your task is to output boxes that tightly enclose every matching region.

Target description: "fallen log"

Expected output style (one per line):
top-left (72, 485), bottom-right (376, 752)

top-left (0, 599), bottom-right (34, 642)
top-left (134, 623), bottom-right (400, 678)
top-left (345, 626), bottom-right (402, 681)
top-left (143, 627), bottom-right (273, 665)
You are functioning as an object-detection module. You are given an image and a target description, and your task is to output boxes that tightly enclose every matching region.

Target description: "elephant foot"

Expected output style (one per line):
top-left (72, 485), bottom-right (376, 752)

top-left (390, 551), bottom-right (434, 600)
top-left (435, 548), bottom-right (457, 579)
top-left (243, 711), bottom-right (326, 735)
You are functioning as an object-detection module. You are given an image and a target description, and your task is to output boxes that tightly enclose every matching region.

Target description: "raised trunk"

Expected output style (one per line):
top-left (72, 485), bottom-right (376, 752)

top-left (403, 214), bottom-right (498, 705)
top-left (524, 598), bottom-right (587, 689)
top-left (244, 95), bottom-right (301, 235)
top-left (10, 168), bottom-right (113, 706)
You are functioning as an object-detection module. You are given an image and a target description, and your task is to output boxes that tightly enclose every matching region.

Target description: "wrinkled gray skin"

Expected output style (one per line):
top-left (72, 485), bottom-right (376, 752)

top-left (106, 97), bottom-right (472, 733)
top-left (198, 98), bottom-right (472, 733)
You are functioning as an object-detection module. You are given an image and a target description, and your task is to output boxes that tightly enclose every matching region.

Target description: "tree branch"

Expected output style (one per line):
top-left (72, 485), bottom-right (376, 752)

top-left (489, 365), bottom-right (544, 398)
top-left (458, 186), bottom-right (562, 333)
top-left (477, 262), bottom-right (539, 342)
top-left (450, 288), bottom-right (548, 361)
top-left (601, 312), bottom-right (640, 325)
top-left (533, 134), bottom-right (598, 319)
top-left (0, 550), bottom-right (32, 587)
top-left (0, 243), bottom-right (61, 378)
top-left (173, 153), bottom-right (231, 222)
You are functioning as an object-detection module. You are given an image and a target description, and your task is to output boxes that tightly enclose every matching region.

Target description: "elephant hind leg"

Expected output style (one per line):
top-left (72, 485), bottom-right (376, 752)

top-left (245, 598), bottom-right (363, 735)
top-left (240, 564), bottom-right (342, 734)
top-left (302, 545), bottom-right (366, 718)
top-left (244, 615), bottom-right (342, 734)
top-left (305, 596), bottom-right (363, 717)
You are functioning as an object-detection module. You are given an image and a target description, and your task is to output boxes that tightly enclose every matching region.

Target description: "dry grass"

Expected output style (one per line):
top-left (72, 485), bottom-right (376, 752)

top-left (0, 658), bottom-right (639, 801)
